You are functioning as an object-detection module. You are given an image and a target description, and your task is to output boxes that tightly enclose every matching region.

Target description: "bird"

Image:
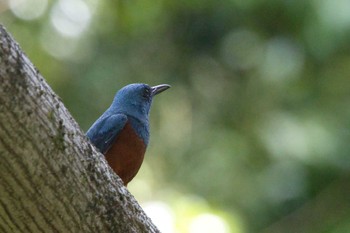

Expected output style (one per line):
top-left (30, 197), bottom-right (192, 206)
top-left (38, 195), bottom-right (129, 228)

top-left (86, 83), bottom-right (170, 186)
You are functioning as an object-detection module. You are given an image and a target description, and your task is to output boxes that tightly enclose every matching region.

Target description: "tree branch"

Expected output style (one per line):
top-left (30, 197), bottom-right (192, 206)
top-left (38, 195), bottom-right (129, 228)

top-left (0, 25), bottom-right (159, 233)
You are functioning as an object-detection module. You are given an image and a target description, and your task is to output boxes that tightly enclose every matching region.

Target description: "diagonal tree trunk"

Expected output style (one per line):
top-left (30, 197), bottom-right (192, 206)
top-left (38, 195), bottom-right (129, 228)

top-left (0, 25), bottom-right (159, 233)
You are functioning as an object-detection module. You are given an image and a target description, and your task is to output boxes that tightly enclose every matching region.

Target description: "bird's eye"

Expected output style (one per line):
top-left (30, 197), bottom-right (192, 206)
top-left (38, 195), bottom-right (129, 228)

top-left (143, 88), bottom-right (150, 98)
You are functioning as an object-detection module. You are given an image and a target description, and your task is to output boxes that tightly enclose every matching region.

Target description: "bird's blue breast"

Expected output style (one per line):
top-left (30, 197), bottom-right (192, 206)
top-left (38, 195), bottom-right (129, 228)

top-left (127, 116), bottom-right (150, 145)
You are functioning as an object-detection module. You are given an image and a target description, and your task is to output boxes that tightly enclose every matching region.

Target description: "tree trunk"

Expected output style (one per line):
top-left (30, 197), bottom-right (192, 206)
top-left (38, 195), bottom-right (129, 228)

top-left (0, 25), bottom-right (159, 233)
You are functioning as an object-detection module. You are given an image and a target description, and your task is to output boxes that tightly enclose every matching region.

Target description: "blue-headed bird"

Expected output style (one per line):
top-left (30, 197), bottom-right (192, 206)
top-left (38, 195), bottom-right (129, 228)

top-left (86, 83), bottom-right (170, 186)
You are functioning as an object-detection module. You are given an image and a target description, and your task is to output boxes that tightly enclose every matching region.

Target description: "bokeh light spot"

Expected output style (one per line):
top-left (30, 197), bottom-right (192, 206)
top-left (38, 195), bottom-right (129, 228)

top-left (317, 0), bottom-right (350, 30)
top-left (259, 113), bottom-right (337, 164)
top-left (40, 26), bottom-right (78, 59)
top-left (50, 0), bottom-right (91, 38)
top-left (260, 38), bottom-right (304, 83)
top-left (9, 0), bottom-right (48, 20)
top-left (143, 202), bottom-right (175, 233)
top-left (189, 213), bottom-right (230, 233)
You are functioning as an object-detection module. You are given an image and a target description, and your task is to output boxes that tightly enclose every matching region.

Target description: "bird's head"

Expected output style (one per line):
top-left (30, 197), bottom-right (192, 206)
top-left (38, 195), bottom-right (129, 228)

top-left (111, 83), bottom-right (170, 121)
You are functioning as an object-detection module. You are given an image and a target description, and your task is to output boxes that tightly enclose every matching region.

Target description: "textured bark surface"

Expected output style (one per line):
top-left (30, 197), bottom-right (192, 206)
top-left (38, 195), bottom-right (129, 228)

top-left (0, 25), bottom-right (159, 233)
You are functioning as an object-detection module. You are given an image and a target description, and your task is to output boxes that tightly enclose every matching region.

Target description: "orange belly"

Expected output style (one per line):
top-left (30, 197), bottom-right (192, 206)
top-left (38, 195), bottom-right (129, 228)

top-left (105, 122), bottom-right (146, 186)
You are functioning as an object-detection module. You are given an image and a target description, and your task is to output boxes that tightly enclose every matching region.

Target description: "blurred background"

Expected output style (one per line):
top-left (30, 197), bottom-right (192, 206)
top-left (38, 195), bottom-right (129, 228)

top-left (1, 0), bottom-right (350, 232)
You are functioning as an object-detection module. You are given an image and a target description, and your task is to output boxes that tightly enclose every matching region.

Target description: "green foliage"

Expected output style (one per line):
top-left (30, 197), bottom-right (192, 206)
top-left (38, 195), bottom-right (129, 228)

top-left (2, 0), bottom-right (350, 232)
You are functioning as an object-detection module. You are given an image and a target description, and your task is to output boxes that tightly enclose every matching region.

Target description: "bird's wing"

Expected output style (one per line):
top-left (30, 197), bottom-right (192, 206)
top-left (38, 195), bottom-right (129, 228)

top-left (86, 113), bottom-right (128, 154)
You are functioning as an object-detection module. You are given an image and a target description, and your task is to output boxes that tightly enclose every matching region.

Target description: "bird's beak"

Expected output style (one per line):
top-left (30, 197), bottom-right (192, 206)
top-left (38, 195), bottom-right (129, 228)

top-left (151, 84), bottom-right (171, 96)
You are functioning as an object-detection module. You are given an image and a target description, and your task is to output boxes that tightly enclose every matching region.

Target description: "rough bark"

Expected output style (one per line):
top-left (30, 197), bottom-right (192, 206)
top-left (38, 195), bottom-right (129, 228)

top-left (0, 25), bottom-right (159, 233)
